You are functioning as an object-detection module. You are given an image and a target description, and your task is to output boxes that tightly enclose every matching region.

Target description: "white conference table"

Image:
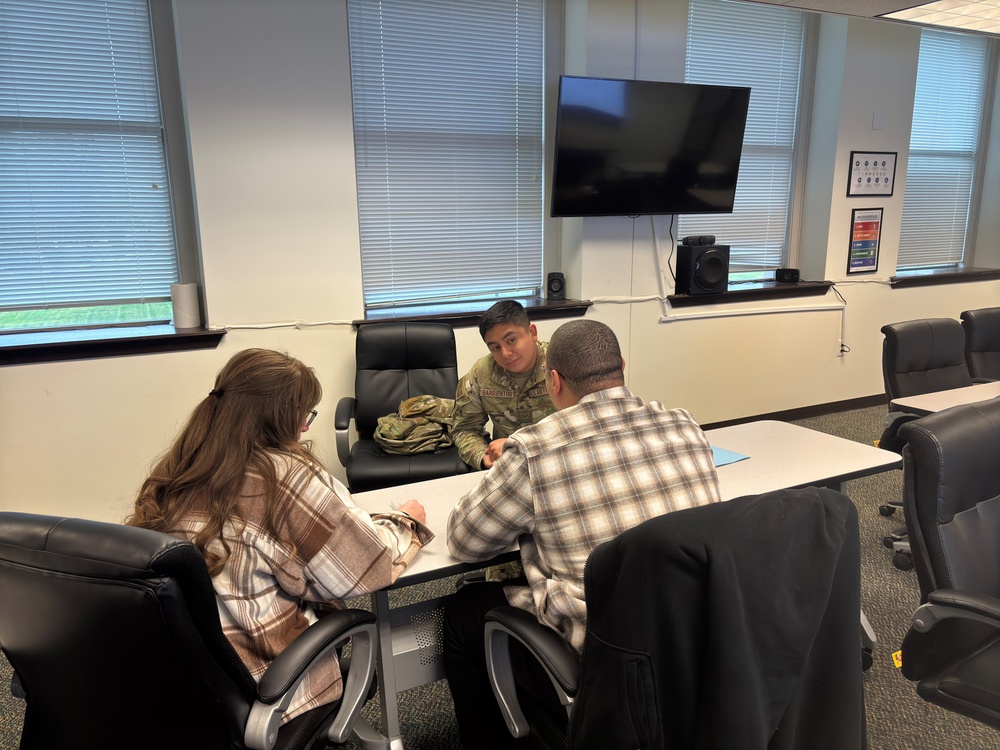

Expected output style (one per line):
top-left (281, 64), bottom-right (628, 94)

top-left (350, 420), bottom-right (900, 750)
top-left (889, 380), bottom-right (1000, 416)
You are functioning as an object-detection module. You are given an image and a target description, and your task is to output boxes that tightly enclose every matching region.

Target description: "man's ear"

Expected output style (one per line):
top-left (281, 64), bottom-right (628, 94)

top-left (621, 357), bottom-right (626, 373)
top-left (548, 368), bottom-right (563, 396)
top-left (528, 323), bottom-right (538, 340)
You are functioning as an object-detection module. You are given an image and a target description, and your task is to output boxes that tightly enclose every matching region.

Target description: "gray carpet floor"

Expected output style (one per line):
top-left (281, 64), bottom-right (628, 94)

top-left (2, 405), bottom-right (998, 749)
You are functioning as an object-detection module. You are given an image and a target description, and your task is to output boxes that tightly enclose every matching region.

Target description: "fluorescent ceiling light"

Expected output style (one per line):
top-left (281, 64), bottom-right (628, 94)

top-left (882, 1), bottom-right (1000, 35)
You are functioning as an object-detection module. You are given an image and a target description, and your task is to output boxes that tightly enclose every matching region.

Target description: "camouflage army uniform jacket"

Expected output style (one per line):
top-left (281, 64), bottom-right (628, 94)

top-left (453, 341), bottom-right (554, 468)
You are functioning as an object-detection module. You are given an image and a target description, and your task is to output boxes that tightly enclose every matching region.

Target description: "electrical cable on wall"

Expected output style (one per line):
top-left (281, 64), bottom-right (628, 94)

top-left (207, 320), bottom-right (356, 331)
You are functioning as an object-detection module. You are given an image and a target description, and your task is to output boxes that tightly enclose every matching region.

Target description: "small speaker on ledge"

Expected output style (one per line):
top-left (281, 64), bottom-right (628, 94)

top-left (681, 234), bottom-right (717, 246)
top-left (775, 267), bottom-right (800, 284)
top-left (546, 272), bottom-right (566, 300)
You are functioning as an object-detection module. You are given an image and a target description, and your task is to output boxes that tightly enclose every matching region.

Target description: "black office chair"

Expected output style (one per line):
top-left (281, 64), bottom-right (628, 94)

top-left (960, 307), bottom-right (1000, 381)
top-left (485, 487), bottom-right (866, 750)
top-left (335, 322), bottom-right (475, 492)
top-left (877, 318), bottom-right (974, 569)
top-left (897, 399), bottom-right (1000, 730)
top-left (0, 512), bottom-right (377, 750)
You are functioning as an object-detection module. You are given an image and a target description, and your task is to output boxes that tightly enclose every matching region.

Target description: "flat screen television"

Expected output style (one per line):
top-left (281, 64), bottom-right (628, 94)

top-left (550, 75), bottom-right (751, 218)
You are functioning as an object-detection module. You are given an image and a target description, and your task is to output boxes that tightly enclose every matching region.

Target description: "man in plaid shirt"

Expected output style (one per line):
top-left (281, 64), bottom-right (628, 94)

top-left (442, 318), bottom-right (721, 750)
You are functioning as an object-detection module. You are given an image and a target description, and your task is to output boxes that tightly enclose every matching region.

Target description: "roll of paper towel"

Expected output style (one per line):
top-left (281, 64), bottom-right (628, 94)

top-left (170, 283), bottom-right (201, 329)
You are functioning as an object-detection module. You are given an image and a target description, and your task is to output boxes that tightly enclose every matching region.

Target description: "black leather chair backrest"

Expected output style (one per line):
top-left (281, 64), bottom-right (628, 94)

top-left (899, 398), bottom-right (1000, 603)
top-left (961, 307), bottom-right (1000, 381)
top-left (354, 322), bottom-right (459, 438)
top-left (881, 318), bottom-right (972, 402)
top-left (0, 512), bottom-right (256, 749)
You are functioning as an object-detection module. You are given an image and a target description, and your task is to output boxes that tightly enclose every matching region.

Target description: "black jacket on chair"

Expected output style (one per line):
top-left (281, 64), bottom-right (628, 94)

top-left (568, 487), bottom-right (866, 750)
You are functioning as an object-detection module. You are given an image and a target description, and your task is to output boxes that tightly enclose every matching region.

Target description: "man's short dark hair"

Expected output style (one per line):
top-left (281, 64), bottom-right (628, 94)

top-left (547, 319), bottom-right (624, 395)
top-left (478, 300), bottom-right (531, 339)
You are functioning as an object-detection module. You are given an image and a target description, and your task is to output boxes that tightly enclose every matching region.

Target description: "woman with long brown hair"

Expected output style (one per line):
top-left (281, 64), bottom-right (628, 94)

top-left (127, 348), bottom-right (429, 724)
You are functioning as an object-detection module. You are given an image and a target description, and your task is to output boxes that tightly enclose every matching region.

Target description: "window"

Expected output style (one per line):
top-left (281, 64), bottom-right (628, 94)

top-left (347, 0), bottom-right (545, 312)
top-left (897, 29), bottom-right (991, 271)
top-left (0, 0), bottom-right (183, 333)
top-left (679, 0), bottom-right (806, 277)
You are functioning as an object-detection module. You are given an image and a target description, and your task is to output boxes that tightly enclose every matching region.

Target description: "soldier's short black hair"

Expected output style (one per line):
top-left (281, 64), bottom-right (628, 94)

top-left (478, 300), bottom-right (531, 339)
top-left (547, 319), bottom-right (624, 395)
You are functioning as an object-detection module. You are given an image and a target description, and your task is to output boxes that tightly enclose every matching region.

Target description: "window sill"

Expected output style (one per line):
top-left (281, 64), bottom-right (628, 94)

top-left (0, 325), bottom-right (226, 367)
top-left (356, 297), bottom-right (593, 328)
top-left (890, 267), bottom-right (1000, 289)
top-left (668, 280), bottom-right (833, 308)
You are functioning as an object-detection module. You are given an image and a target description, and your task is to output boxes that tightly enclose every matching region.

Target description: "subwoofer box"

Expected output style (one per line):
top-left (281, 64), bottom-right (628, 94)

top-left (675, 245), bottom-right (730, 295)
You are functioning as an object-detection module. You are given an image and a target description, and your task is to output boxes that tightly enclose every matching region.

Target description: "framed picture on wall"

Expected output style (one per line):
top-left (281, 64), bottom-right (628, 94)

top-left (847, 151), bottom-right (897, 197)
top-left (847, 208), bottom-right (882, 274)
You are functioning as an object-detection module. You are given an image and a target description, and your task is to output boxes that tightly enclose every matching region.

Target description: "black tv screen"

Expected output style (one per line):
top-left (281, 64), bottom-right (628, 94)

top-left (550, 75), bottom-right (751, 218)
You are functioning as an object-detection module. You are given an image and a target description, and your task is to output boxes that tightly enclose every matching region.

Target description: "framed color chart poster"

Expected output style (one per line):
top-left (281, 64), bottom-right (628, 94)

top-left (848, 208), bottom-right (882, 274)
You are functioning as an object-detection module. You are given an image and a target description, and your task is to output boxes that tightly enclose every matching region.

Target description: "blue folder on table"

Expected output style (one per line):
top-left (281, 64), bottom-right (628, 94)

top-left (712, 445), bottom-right (750, 468)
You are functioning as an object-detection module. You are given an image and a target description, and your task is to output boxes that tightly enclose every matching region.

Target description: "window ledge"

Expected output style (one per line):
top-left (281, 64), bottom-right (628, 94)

top-left (356, 297), bottom-right (593, 328)
top-left (668, 280), bottom-right (833, 308)
top-left (890, 267), bottom-right (1000, 289)
top-left (0, 325), bottom-right (226, 367)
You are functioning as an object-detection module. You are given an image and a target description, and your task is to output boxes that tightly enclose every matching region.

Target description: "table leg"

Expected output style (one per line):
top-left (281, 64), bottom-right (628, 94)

top-left (352, 590), bottom-right (405, 750)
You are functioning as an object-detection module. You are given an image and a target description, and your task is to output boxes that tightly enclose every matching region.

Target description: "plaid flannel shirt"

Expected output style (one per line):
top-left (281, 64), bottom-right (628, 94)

top-left (447, 386), bottom-right (721, 653)
top-left (173, 453), bottom-right (432, 723)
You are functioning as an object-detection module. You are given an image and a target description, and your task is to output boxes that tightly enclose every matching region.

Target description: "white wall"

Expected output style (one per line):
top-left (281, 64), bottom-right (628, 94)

top-left (1, 0), bottom-right (997, 523)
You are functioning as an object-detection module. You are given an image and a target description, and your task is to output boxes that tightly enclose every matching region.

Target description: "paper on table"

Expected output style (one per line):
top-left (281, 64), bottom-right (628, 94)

top-left (712, 445), bottom-right (750, 468)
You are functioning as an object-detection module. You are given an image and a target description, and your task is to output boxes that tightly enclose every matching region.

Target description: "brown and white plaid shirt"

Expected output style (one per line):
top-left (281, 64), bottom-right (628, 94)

top-left (447, 386), bottom-right (721, 653)
top-left (173, 454), bottom-right (432, 723)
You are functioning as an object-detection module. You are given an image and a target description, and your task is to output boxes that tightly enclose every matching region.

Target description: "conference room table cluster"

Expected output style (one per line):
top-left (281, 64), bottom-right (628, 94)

top-left (349, 419), bottom-right (904, 750)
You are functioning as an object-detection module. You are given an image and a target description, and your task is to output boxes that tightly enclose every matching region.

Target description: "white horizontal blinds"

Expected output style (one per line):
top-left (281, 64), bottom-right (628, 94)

top-left (680, 0), bottom-right (805, 272)
top-left (897, 29), bottom-right (989, 270)
top-left (0, 0), bottom-right (177, 310)
top-left (348, 0), bottom-right (544, 308)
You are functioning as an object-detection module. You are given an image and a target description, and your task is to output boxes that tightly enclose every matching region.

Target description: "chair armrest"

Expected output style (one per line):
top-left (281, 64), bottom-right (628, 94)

top-left (879, 411), bottom-right (920, 454)
top-left (911, 589), bottom-right (1000, 633)
top-left (244, 608), bottom-right (377, 750)
top-left (334, 397), bottom-right (357, 467)
top-left (484, 605), bottom-right (579, 739)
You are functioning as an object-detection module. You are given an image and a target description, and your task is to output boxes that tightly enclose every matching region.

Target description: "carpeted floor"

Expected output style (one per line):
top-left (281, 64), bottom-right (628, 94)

top-left (2, 404), bottom-right (998, 749)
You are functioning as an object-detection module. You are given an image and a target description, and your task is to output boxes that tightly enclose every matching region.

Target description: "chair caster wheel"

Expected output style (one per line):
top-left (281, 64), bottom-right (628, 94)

top-left (883, 536), bottom-right (895, 549)
top-left (862, 648), bottom-right (873, 672)
top-left (879, 505), bottom-right (896, 516)
top-left (893, 551), bottom-right (913, 571)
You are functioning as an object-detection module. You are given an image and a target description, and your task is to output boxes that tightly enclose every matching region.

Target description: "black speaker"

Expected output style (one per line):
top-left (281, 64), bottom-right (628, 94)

top-left (775, 267), bottom-right (800, 283)
top-left (675, 245), bottom-right (729, 295)
top-left (546, 272), bottom-right (566, 301)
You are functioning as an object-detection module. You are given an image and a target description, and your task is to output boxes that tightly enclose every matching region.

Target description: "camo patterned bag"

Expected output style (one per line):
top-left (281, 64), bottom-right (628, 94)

top-left (373, 395), bottom-right (455, 455)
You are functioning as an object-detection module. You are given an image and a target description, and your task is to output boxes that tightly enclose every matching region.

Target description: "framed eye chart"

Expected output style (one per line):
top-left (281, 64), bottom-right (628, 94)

top-left (847, 151), bottom-right (896, 197)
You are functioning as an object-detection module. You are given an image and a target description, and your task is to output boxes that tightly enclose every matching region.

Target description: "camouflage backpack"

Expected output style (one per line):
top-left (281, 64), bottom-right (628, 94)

top-left (373, 395), bottom-right (455, 455)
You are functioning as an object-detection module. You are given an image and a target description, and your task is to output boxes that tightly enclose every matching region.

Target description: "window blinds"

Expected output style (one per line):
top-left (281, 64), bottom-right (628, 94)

top-left (347, 0), bottom-right (545, 309)
top-left (680, 0), bottom-right (805, 273)
top-left (898, 29), bottom-right (990, 270)
top-left (0, 0), bottom-right (177, 311)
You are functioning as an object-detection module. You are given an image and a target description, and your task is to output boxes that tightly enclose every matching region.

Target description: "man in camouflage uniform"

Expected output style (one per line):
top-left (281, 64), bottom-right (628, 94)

top-left (453, 300), bottom-right (555, 470)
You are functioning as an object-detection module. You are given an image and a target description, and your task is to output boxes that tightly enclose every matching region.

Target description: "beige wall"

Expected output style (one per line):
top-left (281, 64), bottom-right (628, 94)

top-left (1, 0), bottom-right (997, 523)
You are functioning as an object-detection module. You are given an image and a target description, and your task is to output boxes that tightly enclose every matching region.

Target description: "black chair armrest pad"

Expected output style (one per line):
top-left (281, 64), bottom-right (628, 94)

top-left (257, 608), bottom-right (375, 702)
top-left (927, 589), bottom-right (1000, 623)
top-left (486, 605), bottom-right (580, 694)
top-left (335, 397), bottom-right (357, 431)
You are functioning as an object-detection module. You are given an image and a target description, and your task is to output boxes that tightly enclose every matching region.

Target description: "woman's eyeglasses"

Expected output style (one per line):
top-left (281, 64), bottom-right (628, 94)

top-left (305, 409), bottom-right (318, 427)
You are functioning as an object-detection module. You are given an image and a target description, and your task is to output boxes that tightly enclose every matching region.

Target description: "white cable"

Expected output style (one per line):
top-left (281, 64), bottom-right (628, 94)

top-left (207, 320), bottom-right (355, 331)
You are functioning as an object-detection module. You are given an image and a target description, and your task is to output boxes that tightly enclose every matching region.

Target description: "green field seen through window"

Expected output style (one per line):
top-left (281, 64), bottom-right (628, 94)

top-left (0, 302), bottom-right (173, 333)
